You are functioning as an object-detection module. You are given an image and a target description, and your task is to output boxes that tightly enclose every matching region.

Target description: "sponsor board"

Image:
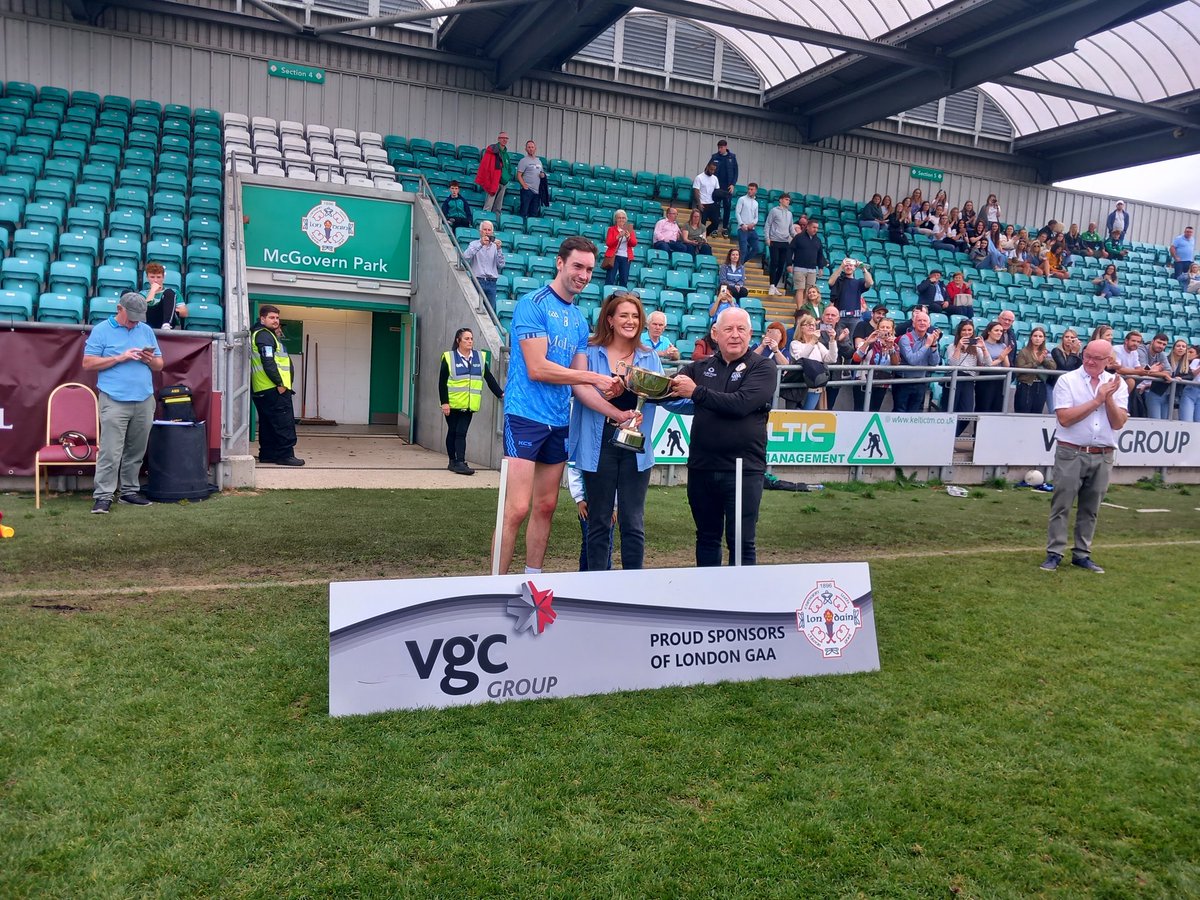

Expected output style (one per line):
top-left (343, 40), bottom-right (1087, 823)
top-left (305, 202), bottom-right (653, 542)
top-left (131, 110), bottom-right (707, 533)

top-left (972, 416), bottom-right (1200, 466)
top-left (649, 410), bottom-right (956, 466)
top-left (330, 564), bottom-right (879, 715)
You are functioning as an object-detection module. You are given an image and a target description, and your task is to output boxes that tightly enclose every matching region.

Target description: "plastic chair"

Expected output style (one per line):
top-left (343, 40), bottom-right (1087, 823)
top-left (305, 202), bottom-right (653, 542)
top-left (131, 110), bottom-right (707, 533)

top-left (34, 383), bottom-right (100, 509)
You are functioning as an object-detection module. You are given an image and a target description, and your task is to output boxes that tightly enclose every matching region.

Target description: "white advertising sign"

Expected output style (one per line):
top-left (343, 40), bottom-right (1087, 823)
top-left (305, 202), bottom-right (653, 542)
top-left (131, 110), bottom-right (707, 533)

top-left (972, 416), bottom-right (1200, 466)
top-left (651, 410), bottom-right (957, 466)
top-left (330, 564), bottom-right (879, 715)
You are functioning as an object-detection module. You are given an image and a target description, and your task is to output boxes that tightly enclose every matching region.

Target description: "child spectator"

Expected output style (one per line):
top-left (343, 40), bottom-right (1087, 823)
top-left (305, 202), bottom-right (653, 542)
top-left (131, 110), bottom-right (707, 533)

top-left (440, 180), bottom-right (473, 231)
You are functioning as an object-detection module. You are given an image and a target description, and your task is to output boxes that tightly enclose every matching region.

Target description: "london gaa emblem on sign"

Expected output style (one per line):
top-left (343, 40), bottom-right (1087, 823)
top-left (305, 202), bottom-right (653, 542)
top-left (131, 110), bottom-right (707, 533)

top-left (797, 580), bottom-right (862, 658)
top-left (302, 200), bottom-right (356, 253)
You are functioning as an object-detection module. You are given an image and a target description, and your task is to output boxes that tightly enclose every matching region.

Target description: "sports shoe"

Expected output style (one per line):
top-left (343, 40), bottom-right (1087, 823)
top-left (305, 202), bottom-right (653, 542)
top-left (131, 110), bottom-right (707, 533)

top-left (91, 499), bottom-right (112, 514)
top-left (1072, 557), bottom-right (1105, 574)
top-left (119, 493), bottom-right (151, 506)
top-left (451, 460), bottom-right (475, 475)
top-left (1039, 553), bottom-right (1061, 571)
top-left (275, 457), bottom-right (305, 466)
top-left (768, 285), bottom-right (780, 296)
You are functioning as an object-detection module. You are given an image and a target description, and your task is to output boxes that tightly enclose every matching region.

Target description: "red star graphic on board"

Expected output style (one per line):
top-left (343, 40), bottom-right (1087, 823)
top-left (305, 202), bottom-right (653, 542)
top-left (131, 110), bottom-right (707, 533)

top-left (506, 581), bottom-right (557, 635)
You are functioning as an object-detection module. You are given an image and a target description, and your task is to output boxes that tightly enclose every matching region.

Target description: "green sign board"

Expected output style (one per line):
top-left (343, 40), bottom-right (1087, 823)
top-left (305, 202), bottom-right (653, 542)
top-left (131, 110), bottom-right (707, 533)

top-left (268, 60), bottom-right (325, 84)
top-left (242, 184), bottom-right (413, 283)
top-left (909, 166), bottom-right (945, 182)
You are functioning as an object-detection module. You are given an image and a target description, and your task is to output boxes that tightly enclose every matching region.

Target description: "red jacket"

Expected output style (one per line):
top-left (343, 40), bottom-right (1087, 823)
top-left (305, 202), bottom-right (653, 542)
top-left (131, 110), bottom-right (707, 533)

top-left (604, 225), bottom-right (638, 261)
top-left (474, 145), bottom-right (501, 195)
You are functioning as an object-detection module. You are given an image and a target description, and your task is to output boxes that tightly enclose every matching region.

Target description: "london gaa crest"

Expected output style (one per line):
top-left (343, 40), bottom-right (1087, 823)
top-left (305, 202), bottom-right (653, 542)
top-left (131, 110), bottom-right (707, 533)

top-left (302, 200), bottom-right (355, 252)
top-left (797, 579), bottom-right (862, 658)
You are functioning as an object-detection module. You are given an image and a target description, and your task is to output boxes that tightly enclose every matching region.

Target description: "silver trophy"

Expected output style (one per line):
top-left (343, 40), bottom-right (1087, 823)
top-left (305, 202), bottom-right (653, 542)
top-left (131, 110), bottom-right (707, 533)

top-left (611, 364), bottom-right (674, 452)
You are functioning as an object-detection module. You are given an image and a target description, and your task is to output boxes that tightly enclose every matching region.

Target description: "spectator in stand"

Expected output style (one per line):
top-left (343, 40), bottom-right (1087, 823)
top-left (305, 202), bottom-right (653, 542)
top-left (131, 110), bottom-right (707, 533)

top-left (752, 320), bottom-right (790, 366)
top-left (709, 284), bottom-right (740, 323)
top-left (1170, 225), bottom-right (1195, 279)
top-left (913, 201), bottom-right (935, 234)
top-left (946, 271), bottom-right (975, 316)
top-left (682, 208), bottom-right (713, 257)
top-left (909, 187), bottom-right (923, 207)
top-left (967, 221), bottom-right (990, 266)
top-left (515, 140), bottom-right (545, 222)
top-left (886, 205), bottom-right (910, 247)
top-left (1105, 201), bottom-right (1131, 246)
top-left (1090, 324), bottom-right (1115, 351)
top-left (603, 209), bottom-right (637, 287)
top-left (1092, 264), bottom-right (1122, 299)
top-left (945, 318), bottom-right (991, 431)
top-left (1008, 238), bottom-right (1035, 276)
top-left (1015, 326), bottom-right (1057, 414)
top-left (441, 180), bottom-right (474, 231)
top-left (794, 284), bottom-right (823, 324)
top-left (1112, 330), bottom-right (1145, 395)
top-left (999, 224), bottom-right (1019, 252)
top-left (719, 248), bottom-right (748, 299)
top-left (857, 193), bottom-right (887, 234)
top-left (692, 161), bottom-right (721, 236)
top-left (1183, 261), bottom-right (1200, 294)
top-left (642, 310), bottom-right (680, 362)
top-left (1139, 332), bottom-right (1174, 419)
top-left (960, 200), bottom-right (978, 230)
top-left (880, 195), bottom-right (894, 219)
top-left (894, 308), bottom-right (941, 412)
top-left (819, 305), bottom-right (855, 409)
top-left (736, 182), bottom-right (764, 272)
top-left (1035, 220), bottom-right (1060, 243)
top-left (828, 257), bottom-right (874, 320)
top-left (975, 320), bottom-right (1013, 413)
top-left (1044, 237), bottom-right (1070, 280)
top-left (1178, 344), bottom-right (1200, 422)
top-left (766, 195), bottom-right (794, 295)
top-left (1052, 329), bottom-right (1083, 372)
top-left (981, 194), bottom-right (1003, 227)
top-left (789, 218), bottom-right (827, 293)
top-left (850, 314), bottom-right (899, 412)
top-left (1166, 339), bottom-right (1190, 417)
top-left (144, 261), bottom-right (187, 330)
top-left (462, 220), bottom-right (505, 306)
top-left (474, 131), bottom-right (512, 213)
top-left (853, 303), bottom-right (890, 346)
top-left (998, 309), bottom-right (1019, 363)
top-left (785, 314), bottom-right (839, 410)
top-left (707, 140), bottom-right (738, 237)
top-left (652, 206), bottom-right (689, 255)
top-left (1102, 229), bottom-right (1129, 261)
top-left (1080, 222), bottom-right (1104, 257)
top-left (1064, 223), bottom-right (1085, 260)
top-left (933, 189), bottom-right (948, 208)
top-left (1026, 240), bottom-right (1048, 276)
top-left (930, 215), bottom-right (961, 252)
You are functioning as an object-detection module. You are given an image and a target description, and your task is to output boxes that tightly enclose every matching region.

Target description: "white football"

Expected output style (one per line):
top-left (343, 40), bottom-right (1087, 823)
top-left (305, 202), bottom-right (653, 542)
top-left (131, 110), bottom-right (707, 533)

top-left (1025, 469), bottom-right (1045, 487)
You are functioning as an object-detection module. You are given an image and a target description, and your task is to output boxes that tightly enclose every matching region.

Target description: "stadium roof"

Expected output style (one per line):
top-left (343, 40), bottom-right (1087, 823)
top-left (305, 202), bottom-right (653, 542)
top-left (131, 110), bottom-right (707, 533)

top-left (88, 0), bottom-right (1200, 179)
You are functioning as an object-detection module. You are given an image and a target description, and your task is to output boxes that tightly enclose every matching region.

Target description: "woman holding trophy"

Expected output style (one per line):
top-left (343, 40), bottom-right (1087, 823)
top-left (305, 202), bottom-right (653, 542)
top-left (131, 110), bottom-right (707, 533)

top-left (569, 291), bottom-right (686, 571)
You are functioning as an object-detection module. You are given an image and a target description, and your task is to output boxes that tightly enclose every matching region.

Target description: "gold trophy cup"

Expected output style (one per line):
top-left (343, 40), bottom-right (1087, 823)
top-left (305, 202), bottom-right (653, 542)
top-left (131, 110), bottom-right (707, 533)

top-left (611, 365), bottom-right (674, 452)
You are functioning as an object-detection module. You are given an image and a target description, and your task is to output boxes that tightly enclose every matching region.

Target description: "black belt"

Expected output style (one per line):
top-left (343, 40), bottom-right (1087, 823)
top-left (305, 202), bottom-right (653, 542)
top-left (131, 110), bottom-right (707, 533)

top-left (478, 276), bottom-right (497, 282)
top-left (1057, 440), bottom-right (1113, 455)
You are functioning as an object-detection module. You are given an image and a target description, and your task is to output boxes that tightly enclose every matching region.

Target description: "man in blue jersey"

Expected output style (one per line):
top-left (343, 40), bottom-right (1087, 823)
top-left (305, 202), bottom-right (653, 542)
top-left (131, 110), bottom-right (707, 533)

top-left (497, 236), bottom-right (637, 575)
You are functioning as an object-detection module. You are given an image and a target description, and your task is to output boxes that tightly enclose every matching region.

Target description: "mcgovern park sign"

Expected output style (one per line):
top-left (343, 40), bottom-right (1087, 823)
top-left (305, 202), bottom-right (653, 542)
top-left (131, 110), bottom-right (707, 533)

top-left (242, 184), bottom-right (413, 283)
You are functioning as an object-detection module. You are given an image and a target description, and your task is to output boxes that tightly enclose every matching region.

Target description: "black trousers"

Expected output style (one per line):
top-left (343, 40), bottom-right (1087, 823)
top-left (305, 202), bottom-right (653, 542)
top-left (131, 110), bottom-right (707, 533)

top-left (445, 409), bottom-right (473, 462)
top-left (253, 388), bottom-right (297, 461)
top-left (687, 468), bottom-right (765, 566)
top-left (769, 241), bottom-right (790, 286)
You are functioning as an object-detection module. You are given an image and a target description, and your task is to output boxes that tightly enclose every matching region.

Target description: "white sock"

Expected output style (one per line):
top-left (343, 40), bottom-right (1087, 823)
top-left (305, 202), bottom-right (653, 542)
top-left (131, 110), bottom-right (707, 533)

top-left (524, 566), bottom-right (542, 575)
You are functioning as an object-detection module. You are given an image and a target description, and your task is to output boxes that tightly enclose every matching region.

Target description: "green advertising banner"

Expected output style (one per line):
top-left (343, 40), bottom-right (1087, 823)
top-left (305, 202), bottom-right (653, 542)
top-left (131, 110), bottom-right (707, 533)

top-left (242, 184), bottom-right (413, 283)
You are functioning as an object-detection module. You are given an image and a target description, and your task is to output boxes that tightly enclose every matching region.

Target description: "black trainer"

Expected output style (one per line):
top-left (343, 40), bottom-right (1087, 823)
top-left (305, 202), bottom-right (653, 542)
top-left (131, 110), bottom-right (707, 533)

top-left (91, 499), bottom-right (112, 514)
top-left (1039, 553), bottom-right (1062, 572)
top-left (1072, 557), bottom-right (1105, 574)
top-left (276, 457), bottom-right (305, 466)
top-left (119, 493), bottom-right (151, 506)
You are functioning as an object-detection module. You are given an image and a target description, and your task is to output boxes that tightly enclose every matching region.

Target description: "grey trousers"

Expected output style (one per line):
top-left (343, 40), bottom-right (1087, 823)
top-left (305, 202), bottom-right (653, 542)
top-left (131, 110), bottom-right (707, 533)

top-left (1046, 444), bottom-right (1113, 559)
top-left (94, 393), bottom-right (155, 500)
top-left (483, 182), bottom-right (508, 212)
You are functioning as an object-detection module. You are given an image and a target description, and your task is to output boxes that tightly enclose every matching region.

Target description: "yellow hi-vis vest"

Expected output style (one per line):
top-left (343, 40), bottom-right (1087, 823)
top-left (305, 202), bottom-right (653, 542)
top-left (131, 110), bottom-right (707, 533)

top-left (250, 326), bottom-right (293, 393)
top-left (443, 349), bottom-right (488, 412)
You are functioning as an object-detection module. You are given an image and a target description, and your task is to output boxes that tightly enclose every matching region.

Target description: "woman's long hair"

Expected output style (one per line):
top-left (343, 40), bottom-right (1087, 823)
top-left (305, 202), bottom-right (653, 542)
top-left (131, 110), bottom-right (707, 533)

top-left (590, 291), bottom-right (647, 348)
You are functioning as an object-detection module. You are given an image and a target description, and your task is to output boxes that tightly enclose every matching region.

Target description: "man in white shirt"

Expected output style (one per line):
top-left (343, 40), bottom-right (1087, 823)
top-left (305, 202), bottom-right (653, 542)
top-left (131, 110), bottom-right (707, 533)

top-left (692, 161), bottom-right (720, 236)
top-left (735, 182), bottom-right (763, 272)
top-left (1041, 339), bottom-right (1129, 573)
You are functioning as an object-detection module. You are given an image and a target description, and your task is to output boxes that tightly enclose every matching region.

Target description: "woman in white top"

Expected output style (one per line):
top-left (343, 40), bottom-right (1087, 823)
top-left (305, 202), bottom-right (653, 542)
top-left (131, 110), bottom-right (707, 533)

top-left (785, 313), bottom-right (838, 410)
top-left (981, 194), bottom-right (1002, 226)
top-left (1178, 344), bottom-right (1200, 422)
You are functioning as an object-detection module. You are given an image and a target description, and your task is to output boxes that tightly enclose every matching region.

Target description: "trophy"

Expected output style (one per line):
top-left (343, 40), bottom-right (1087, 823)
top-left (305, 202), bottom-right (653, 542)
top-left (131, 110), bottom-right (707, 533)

top-left (611, 364), bottom-right (674, 452)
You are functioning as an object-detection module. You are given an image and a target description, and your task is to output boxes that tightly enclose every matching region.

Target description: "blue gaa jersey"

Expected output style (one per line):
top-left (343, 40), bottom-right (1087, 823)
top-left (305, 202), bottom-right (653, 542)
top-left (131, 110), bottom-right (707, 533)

top-left (506, 284), bottom-right (590, 427)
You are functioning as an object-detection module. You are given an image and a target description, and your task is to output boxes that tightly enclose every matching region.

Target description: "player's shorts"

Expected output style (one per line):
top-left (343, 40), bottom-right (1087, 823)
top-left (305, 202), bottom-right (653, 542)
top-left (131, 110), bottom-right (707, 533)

top-left (504, 414), bottom-right (569, 464)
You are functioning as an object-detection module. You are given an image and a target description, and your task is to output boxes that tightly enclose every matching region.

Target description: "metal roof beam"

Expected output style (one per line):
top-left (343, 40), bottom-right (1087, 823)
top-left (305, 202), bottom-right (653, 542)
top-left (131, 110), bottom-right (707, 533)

top-left (997, 74), bottom-right (1200, 130)
top-left (241, 0), bottom-right (305, 33)
top-left (634, 0), bottom-right (949, 72)
top-left (311, 0), bottom-right (544, 37)
top-left (1041, 127), bottom-right (1200, 181)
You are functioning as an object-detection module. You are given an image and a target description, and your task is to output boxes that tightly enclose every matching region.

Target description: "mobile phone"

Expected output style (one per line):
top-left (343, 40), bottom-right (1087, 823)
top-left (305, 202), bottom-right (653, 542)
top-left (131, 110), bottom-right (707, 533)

top-left (143, 346), bottom-right (155, 353)
top-left (969, 336), bottom-right (978, 346)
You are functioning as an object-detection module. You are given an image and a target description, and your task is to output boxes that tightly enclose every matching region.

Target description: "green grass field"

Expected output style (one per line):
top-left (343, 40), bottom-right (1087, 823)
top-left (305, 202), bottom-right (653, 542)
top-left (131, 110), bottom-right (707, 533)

top-left (2, 481), bottom-right (1198, 897)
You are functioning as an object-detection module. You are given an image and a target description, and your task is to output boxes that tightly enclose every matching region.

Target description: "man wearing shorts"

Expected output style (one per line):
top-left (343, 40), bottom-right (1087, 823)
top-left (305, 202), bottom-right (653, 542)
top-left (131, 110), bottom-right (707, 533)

top-left (497, 236), bottom-right (635, 575)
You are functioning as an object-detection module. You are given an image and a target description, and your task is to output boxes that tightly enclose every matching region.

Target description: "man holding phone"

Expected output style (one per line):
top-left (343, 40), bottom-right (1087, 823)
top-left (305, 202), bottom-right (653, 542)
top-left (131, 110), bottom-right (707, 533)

top-left (82, 291), bottom-right (164, 513)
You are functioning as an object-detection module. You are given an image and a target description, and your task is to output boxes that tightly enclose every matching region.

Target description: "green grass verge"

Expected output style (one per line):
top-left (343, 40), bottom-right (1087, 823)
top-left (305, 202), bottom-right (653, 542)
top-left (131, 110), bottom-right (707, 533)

top-left (1, 483), bottom-right (1198, 896)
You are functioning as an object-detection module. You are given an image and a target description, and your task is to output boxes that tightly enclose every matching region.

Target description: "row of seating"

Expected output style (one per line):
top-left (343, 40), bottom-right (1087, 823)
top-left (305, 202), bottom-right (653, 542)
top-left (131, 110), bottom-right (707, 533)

top-left (0, 288), bottom-right (224, 330)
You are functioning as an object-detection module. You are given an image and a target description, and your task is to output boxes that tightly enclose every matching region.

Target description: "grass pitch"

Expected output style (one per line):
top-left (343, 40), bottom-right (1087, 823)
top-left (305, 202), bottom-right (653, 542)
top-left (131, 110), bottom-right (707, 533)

top-left (1, 480), bottom-right (1198, 897)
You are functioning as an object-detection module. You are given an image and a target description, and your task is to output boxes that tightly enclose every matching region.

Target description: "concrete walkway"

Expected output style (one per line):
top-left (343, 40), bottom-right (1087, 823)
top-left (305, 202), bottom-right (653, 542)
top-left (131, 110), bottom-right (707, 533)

top-left (252, 433), bottom-right (500, 489)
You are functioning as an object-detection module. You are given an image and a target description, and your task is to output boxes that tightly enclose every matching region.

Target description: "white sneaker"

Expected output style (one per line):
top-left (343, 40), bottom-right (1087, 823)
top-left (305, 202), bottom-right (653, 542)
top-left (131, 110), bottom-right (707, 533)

top-left (768, 285), bottom-right (780, 295)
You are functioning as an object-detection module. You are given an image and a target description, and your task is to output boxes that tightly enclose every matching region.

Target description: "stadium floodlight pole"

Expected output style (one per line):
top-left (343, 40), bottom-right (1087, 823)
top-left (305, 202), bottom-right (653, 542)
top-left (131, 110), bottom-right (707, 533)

top-left (491, 458), bottom-right (509, 577)
top-left (734, 457), bottom-right (743, 568)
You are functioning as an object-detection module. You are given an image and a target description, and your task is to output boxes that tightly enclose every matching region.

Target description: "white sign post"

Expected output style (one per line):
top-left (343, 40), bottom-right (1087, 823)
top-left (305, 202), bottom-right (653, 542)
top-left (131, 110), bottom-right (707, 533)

top-left (330, 564), bottom-right (879, 715)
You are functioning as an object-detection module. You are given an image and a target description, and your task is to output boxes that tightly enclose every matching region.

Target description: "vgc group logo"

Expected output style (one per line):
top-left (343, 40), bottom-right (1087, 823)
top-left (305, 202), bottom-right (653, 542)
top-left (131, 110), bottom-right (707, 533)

top-left (302, 200), bottom-right (355, 252)
top-left (797, 579), bottom-right (862, 658)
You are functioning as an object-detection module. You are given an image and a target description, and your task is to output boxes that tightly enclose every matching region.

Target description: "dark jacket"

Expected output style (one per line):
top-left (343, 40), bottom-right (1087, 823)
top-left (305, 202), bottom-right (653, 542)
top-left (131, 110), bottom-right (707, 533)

top-left (708, 150), bottom-right (739, 190)
top-left (440, 193), bottom-right (473, 227)
top-left (789, 231), bottom-right (827, 269)
top-left (677, 350), bottom-right (776, 473)
top-left (916, 277), bottom-right (949, 310)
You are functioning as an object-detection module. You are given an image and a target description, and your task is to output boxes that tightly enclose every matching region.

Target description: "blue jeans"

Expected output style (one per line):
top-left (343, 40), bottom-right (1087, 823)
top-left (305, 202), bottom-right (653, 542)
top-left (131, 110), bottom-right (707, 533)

top-left (518, 187), bottom-right (541, 220)
top-left (581, 429), bottom-right (653, 570)
top-left (1179, 387), bottom-right (1200, 422)
top-left (577, 509), bottom-right (614, 571)
top-left (652, 240), bottom-right (688, 254)
top-left (604, 256), bottom-right (630, 287)
top-left (1014, 381), bottom-right (1047, 414)
top-left (803, 390), bottom-right (821, 410)
top-left (1100, 282), bottom-right (1122, 298)
top-left (687, 467), bottom-right (765, 566)
top-left (892, 381), bottom-right (927, 412)
top-left (478, 277), bottom-right (497, 307)
top-left (738, 227), bottom-right (761, 266)
top-left (1143, 387), bottom-right (1170, 419)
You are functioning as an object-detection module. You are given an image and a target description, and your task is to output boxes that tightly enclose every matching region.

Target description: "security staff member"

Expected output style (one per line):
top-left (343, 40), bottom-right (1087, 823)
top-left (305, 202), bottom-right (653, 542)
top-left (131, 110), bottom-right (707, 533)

top-left (670, 307), bottom-right (776, 565)
top-left (251, 305), bottom-right (304, 466)
top-left (439, 327), bottom-right (503, 475)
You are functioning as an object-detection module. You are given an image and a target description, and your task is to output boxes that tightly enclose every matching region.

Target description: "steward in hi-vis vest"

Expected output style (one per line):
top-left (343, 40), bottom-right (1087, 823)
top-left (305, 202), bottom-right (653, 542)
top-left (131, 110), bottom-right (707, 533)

top-left (438, 328), bottom-right (504, 475)
top-left (250, 305), bottom-right (303, 466)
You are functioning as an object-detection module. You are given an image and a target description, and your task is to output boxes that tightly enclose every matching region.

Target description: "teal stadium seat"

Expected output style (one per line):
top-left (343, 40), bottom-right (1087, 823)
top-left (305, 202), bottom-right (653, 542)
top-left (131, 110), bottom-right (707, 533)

top-left (0, 289), bottom-right (34, 321)
top-left (37, 292), bottom-right (86, 323)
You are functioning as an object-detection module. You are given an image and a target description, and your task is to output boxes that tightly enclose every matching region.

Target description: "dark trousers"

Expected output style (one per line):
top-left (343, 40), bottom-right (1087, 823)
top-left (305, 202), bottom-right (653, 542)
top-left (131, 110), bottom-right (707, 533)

top-left (701, 203), bottom-right (720, 235)
top-left (714, 191), bottom-right (732, 231)
top-left (853, 384), bottom-right (890, 412)
top-left (892, 382), bottom-right (927, 412)
top-left (519, 188), bottom-right (541, 220)
top-left (582, 435), bottom-right (653, 570)
top-left (604, 256), bottom-right (631, 287)
top-left (950, 381), bottom-right (976, 435)
top-left (1014, 381), bottom-right (1047, 414)
top-left (976, 378), bottom-right (1005, 413)
top-left (769, 241), bottom-right (790, 286)
top-left (253, 387), bottom-right (297, 461)
top-left (447, 216), bottom-right (471, 232)
top-left (445, 408), bottom-right (473, 462)
top-left (578, 513), bottom-right (615, 571)
top-left (687, 468), bottom-right (765, 567)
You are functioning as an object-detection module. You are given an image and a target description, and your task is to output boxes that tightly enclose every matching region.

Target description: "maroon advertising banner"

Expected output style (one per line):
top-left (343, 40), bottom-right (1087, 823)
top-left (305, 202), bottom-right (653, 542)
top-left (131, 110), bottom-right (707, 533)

top-left (0, 327), bottom-right (215, 477)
